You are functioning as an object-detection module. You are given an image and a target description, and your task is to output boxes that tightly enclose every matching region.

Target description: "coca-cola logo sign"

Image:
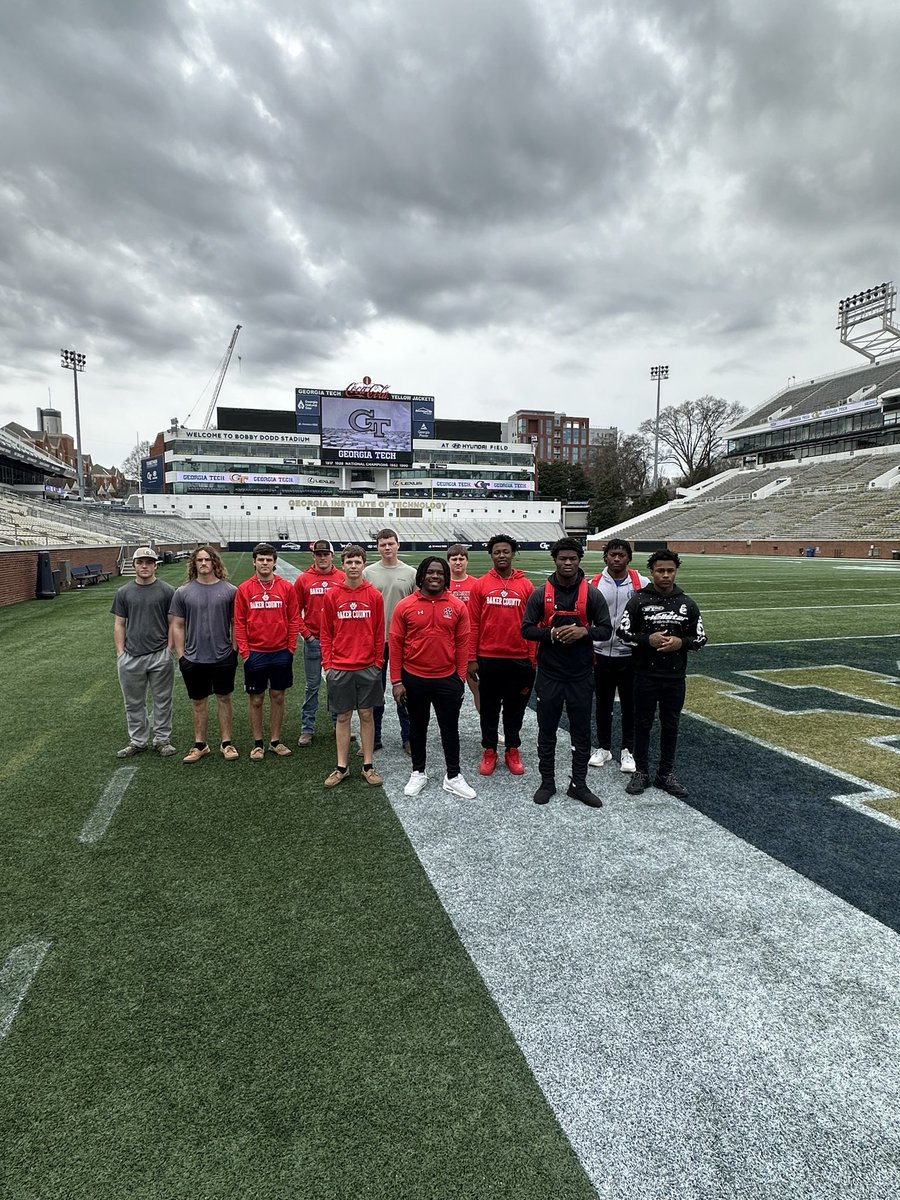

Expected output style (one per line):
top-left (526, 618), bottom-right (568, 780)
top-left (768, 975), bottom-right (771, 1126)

top-left (344, 374), bottom-right (391, 398)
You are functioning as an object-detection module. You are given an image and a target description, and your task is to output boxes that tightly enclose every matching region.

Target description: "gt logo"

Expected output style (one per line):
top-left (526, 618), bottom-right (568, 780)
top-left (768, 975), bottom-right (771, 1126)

top-left (349, 408), bottom-right (391, 438)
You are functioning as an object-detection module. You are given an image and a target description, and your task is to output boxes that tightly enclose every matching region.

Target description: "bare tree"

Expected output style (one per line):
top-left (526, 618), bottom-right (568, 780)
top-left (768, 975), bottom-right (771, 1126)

top-left (639, 396), bottom-right (744, 486)
top-left (120, 439), bottom-right (151, 481)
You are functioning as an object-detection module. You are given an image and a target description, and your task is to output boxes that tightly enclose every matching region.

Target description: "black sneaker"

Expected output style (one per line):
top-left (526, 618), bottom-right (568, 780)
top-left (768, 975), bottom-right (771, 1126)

top-left (566, 781), bottom-right (602, 809)
top-left (654, 772), bottom-right (689, 798)
top-left (626, 770), bottom-right (650, 796)
top-left (533, 781), bottom-right (556, 805)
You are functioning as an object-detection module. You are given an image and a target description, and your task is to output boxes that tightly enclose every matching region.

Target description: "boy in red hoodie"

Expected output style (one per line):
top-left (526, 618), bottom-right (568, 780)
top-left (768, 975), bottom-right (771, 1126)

top-left (467, 534), bottom-right (536, 776)
top-left (390, 556), bottom-right (474, 800)
top-left (233, 542), bottom-right (300, 761)
top-left (319, 545), bottom-right (385, 788)
top-left (293, 539), bottom-right (345, 746)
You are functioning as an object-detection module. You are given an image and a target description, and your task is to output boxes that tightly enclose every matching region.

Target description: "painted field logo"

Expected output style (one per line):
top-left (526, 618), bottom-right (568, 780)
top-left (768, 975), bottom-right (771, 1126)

top-left (686, 665), bottom-right (900, 821)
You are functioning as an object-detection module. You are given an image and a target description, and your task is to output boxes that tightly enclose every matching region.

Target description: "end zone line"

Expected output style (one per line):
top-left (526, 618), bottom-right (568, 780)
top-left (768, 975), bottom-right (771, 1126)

top-left (78, 767), bottom-right (138, 845)
top-left (0, 940), bottom-right (51, 1042)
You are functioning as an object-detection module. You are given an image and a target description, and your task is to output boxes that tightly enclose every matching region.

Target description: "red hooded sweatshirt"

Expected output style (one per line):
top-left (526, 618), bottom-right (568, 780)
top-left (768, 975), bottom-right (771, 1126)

top-left (294, 565), bottom-right (346, 640)
top-left (467, 568), bottom-right (536, 662)
top-left (320, 579), bottom-right (384, 672)
top-left (234, 575), bottom-right (300, 657)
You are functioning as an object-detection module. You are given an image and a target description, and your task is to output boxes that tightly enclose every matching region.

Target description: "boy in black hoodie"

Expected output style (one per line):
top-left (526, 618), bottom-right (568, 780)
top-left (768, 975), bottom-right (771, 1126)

top-left (522, 538), bottom-right (611, 808)
top-left (616, 550), bottom-right (706, 797)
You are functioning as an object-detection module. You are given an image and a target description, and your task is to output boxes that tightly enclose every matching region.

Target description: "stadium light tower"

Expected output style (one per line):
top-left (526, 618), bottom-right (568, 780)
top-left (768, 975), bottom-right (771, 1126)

top-left (837, 282), bottom-right (900, 361)
top-left (650, 364), bottom-right (669, 489)
top-left (60, 349), bottom-right (86, 500)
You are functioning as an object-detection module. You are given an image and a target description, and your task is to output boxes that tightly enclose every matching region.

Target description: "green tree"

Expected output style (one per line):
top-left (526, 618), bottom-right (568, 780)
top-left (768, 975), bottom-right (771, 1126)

top-left (584, 433), bottom-right (653, 532)
top-left (536, 460), bottom-right (591, 502)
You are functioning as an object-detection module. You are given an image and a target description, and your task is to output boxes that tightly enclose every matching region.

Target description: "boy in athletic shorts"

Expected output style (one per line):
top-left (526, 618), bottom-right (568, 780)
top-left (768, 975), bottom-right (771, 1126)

top-left (319, 545), bottom-right (385, 788)
top-left (233, 543), bottom-right (301, 761)
top-left (170, 546), bottom-right (239, 762)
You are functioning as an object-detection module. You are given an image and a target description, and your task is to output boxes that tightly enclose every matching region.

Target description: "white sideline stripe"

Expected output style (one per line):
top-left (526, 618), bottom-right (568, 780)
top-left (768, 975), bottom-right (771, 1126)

top-left (78, 767), bottom-right (138, 845)
top-left (381, 704), bottom-right (900, 1199)
top-left (711, 633), bottom-right (900, 647)
top-left (0, 940), bottom-right (51, 1042)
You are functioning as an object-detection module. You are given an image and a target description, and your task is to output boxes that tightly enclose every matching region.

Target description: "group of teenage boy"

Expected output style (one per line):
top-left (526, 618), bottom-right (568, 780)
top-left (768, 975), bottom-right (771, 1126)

top-left (111, 530), bottom-right (706, 806)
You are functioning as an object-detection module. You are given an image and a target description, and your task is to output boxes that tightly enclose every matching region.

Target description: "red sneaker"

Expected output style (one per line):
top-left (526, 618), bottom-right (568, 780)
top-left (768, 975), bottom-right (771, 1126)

top-left (479, 749), bottom-right (498, 776)
top-left (504, 748), bottom-right (525, 775)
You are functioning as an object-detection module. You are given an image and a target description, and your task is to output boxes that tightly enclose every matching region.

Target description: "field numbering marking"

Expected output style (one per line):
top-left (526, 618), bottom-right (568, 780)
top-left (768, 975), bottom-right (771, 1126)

top-left (78, 767), bottom-right (138, 845)
top-left (0, 940), bottom-right (51, 1042)
top-left (0, 734), bottom-right (51, 783)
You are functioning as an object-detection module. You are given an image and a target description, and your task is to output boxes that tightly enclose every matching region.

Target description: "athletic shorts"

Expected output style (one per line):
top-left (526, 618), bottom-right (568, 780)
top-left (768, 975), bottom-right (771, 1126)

top-left (243, 648), bottom-right (294, 694)
top-left (180, 652), bottom-right (238, 700)
top-left (326, 665), bottom-right (384, 714)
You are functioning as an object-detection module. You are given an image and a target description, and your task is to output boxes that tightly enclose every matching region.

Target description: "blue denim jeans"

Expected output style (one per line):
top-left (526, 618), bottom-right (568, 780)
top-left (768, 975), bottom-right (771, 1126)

top-left (374, 642), bottom-right (411, 745)
top-left (300, 637), bottom-right (335, 732)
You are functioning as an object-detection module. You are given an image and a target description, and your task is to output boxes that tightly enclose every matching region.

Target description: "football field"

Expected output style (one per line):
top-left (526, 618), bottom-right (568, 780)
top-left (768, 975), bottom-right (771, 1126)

top-left (2, 551), bottom-right (899, 1198)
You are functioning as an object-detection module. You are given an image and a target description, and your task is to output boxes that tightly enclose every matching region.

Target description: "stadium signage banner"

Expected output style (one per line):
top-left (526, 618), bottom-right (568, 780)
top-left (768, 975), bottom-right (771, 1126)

top-left (141, 456), bottom-right (164, 493)
top-left (178, 428), bottom-right (318, 444)
top-left (174, 471), bottom-right (333, 487)
top-left (768, 396), bottom-right (880, 429)
top-left (434, 441), bottom-right (525, 453)
top-left (432, 478), bottom-right (532, 491)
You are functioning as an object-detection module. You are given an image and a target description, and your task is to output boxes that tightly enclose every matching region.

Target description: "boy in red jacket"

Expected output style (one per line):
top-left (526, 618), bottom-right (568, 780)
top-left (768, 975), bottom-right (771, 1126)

top-left (319, 545), bottom-right (385, 788)
top-left (390, 556), bottom-right (475, 800)
top-left (466, 534), bottom-right (536, 776)
top-left (233, 543), bottom-right (301, 761)
top-left (293, 539), bottom-right (345, 746)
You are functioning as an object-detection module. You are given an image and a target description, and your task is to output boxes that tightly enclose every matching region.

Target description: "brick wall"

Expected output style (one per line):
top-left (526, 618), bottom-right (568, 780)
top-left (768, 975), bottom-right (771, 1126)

top-left (0, 544), bottom-right (206, 608)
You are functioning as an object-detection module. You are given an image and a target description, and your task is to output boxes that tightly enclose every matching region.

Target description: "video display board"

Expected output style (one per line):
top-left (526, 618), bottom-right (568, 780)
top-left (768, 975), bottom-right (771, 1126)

top-left (320, 396), bottom-right (413, 465)
top-left (294, 385), bottom-right (435, 466)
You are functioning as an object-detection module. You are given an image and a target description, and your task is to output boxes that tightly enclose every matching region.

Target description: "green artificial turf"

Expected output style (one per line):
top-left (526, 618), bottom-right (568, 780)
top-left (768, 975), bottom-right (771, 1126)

top-left (0, 566), bottom-right (597, 1200)
top-left (2, 551), bottom-right (899, 1197)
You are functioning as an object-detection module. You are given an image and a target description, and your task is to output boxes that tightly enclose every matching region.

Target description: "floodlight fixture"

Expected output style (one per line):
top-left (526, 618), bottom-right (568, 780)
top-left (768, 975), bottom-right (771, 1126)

top-left (650, 364), bottom-right (669, 489)
top-left (837, 282), bottom-right (900, 361)
top-left (60, 348), bottom-right (86, 499)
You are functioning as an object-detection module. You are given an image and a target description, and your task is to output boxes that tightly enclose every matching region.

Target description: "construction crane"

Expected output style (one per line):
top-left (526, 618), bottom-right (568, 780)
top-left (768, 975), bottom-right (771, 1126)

top-left (183, 325), bottom-right (242, 429)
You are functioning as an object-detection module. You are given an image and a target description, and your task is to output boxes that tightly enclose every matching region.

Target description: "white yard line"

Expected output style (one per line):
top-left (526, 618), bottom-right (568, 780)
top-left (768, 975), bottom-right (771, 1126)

top-left (77, 767), bottom-right (138, 845)
top-left (711, 633), bottom-right (900, 647)
top-left (704, 601), bottom-right (900, 613)
top-left (0, 940), bottom-right (51, 1042)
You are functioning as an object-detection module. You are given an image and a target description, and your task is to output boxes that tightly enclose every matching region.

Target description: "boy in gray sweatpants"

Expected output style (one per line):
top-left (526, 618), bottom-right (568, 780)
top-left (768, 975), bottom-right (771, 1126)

top-left (111, 547), bottom-right (176, 758)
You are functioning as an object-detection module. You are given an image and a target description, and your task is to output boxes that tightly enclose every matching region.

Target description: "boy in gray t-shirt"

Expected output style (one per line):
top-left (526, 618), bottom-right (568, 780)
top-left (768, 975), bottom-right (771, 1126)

top-left (170, 553), bottom-right (240, 763)
top-left (110, 548), bottom-right (176, 758)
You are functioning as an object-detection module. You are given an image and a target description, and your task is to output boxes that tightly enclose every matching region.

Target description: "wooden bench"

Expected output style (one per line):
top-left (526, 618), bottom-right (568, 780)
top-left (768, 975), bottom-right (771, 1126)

top-left (86, 563), bottom-right (111, 582)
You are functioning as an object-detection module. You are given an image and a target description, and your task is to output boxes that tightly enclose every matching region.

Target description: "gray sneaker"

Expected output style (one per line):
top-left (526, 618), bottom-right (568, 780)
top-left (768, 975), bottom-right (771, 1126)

top-left (155, 743), bottom-right (178, 757)
top-left (116, 743), bottom-right (146, 759)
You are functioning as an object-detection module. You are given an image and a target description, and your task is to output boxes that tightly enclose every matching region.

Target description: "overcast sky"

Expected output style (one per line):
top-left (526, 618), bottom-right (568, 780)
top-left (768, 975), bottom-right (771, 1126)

top-left (1, 0), bottom-right (897, 467)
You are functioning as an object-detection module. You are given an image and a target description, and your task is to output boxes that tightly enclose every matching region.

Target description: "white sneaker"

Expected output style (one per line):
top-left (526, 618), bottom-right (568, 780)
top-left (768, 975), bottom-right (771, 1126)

top-left (403, 770), bottom-right (428, 796)
top-left (442, 773), bottom-right (477, 799)
top-left (589, 748), bottom-right (613, 768)
top-left (620, 750), bottom-right (636, 773)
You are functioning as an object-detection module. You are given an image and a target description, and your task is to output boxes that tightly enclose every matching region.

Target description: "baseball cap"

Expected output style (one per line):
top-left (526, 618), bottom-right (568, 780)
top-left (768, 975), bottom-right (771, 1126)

top-left (132, 546), bottom-right (159, 561)
top-left (312, 540), bottom-right (333, 553)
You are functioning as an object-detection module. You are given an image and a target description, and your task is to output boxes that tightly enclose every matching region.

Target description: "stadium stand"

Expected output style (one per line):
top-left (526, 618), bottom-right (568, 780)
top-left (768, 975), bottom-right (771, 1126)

top-left (595, 449), bottom-right (900, 546)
